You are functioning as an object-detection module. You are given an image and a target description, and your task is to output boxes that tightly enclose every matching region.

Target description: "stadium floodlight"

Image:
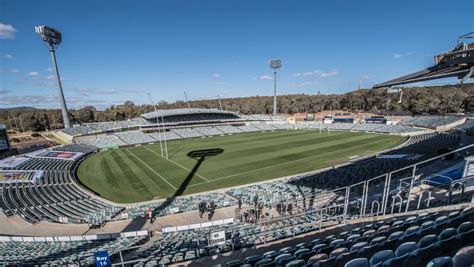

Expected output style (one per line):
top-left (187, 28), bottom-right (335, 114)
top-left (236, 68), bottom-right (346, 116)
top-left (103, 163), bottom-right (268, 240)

top-left (269, 59), bottom-right (282, 117)
top-left (35, 25), bottom-right (71, 129)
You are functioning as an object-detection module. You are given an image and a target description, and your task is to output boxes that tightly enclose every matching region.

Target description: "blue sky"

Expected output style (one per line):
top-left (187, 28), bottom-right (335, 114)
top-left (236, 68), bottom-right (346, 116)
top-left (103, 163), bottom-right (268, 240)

top-left (0, 0), bottom-right (473, 109)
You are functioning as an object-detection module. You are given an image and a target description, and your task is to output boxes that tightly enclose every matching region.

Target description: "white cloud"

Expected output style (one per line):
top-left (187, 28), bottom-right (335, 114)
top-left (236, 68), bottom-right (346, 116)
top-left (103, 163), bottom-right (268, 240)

top-left (289, 81), bottom-right (319, 87)
top-left (293, 70), bottom-right (338, 78)
top-left (28, 71), bottom-right (39, 77)
top-left (319, 70), bottom-right (338, 77)
top-left (46, 68), bottom-right (53, 72)
top-left (46, 75), bottom-right (55, 80)
top-left (212, 73), bottom-right (220, 78)
top-left (361, 75), bottom-right (369, 80)
top-left (393, 52), bottom-right (415, 59)
top-left (0, 23), bottom-right (17, 39)
top-left (0, 68), bottom-right (19, 74)
top-left (259, 75), bottom-right (273, 80)
top-left (3, 54), bottom-right (12, 59)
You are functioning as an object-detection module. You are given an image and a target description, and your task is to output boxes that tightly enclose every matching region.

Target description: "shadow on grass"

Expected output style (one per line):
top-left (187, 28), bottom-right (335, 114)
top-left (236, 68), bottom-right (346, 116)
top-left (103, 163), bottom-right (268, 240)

top-left (150, 148), bottom-right (224, 220)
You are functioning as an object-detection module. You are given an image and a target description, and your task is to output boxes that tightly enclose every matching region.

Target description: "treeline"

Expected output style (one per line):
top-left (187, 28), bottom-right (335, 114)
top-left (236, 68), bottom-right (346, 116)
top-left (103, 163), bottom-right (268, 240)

top-left (1, 84), bottom-right (472, 132)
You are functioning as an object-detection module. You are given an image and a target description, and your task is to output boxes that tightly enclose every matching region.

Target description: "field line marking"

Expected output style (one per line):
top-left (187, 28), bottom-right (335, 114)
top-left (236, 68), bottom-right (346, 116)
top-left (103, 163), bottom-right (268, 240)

top-left (125, 149), bottom-right (177, 190)
top-left (143, 146), bottom-right (210, 182)
top-left (188, 136), bottom-right (391, 187)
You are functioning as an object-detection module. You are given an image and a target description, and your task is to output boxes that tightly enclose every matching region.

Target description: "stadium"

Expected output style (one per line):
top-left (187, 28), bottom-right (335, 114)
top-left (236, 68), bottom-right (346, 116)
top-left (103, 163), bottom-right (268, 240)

top-left (1, 2), bottom-right (474, 267)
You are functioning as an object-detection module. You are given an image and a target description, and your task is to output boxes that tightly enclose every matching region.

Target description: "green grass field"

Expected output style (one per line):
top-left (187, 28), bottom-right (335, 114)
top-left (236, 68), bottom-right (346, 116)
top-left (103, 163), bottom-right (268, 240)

top-left (77, 130), bottom-right (405, 203)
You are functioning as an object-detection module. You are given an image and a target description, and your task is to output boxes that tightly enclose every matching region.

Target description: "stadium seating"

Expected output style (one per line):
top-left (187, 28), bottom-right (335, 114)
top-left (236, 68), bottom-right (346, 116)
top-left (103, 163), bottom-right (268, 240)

top-left (53, 144), bottom-right (98, 153)
top-left (115, 131), bottom-right (156, 145)
top-left (454, 119), bottom-right (474, 135)
top-left (195, 126), bottom-right (225, 136)
top-left (402, 116), bottom-right (465, 129)
top-left (79, 135), bottom-right (127, 149)
top-left (216, 125), bottom-right (244, 134)
top-left (0, 148), bottom-right (123, 224)
top-left (187, 207), bottom-right (473, 267)
top-left (147, 130), bottom-right (183, 141)
top-left (0, 233), bottom-right (148, 265)
top-left (173, 128), bottom-right (205, 138)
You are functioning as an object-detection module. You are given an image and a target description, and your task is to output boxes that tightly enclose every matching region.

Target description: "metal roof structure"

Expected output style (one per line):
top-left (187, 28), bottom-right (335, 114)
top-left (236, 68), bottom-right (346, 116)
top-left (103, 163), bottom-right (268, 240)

top-left (140, 108), bottom-right (237, 119)
top-left (373, 35), bottom-right (474, 88)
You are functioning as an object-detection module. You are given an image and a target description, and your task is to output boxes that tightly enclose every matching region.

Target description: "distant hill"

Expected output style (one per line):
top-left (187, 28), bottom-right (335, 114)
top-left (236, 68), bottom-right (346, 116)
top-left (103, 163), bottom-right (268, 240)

top-left (0, 107), bottom-right (37, 112)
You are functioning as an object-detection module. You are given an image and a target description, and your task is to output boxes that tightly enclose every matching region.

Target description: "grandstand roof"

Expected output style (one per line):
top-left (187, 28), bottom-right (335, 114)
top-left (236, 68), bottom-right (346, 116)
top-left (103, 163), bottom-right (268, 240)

top-left (140, 108), bottom-right (237, 119)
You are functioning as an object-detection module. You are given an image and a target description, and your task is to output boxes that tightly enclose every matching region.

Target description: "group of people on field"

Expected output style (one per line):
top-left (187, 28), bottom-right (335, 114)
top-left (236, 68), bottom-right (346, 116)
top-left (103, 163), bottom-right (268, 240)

top-left (198, 200), bottom-right (217, 220)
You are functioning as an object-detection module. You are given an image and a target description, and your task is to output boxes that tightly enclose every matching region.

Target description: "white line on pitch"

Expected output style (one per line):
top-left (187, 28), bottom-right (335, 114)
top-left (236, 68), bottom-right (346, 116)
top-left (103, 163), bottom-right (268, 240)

top-left (143, 146), bottom-right (210, 182)
top-left (188, 136), bottom-right (390, 187)
top-left (126, 149), bottom-right (177, 190)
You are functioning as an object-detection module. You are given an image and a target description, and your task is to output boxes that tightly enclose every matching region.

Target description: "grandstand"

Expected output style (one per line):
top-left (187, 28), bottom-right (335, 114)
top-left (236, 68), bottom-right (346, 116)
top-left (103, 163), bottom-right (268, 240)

top-left (1, 19), bottom-right (473, 266)
top-left (1, 115), bottom-right (473, 265)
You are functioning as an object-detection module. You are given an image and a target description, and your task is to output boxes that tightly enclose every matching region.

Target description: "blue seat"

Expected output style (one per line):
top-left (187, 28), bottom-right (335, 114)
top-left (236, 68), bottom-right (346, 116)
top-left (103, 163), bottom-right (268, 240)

top-left (355, 244), bottom-right (378, 259)
top-left (264, 251), bottom-right (280, 259)
top-left (344, 258), bottom-right (369, 267)
top-left (245, 255), bottom-right (262, 265)
top-left (335, 250), bottom-right (358, 267)
top-left (417, 234), bottom-right (438, 248)
top-left (312, 244), bottom-right (328, 253)
top-left (296, 242), bottom-right (309, 249)
top-left (255, 258), bottom-right (275, 267)
top-left (417, 221), bottom-right (435, 236)
top-left (280, 247), bottom-right (297, 255)
top-left (346, 234), bottom-right (361, 243)
top-left (307, 253), bottom-right (328, 265)
top-left (369, 236), bottom-right (386, 246)
top-left (284, 259), bottom-right (305, 267)
top-left (225, 259), bottom-right (242, 267)
top-left (381, 242), bottom-right (417, 267)
top-left (434, 228), bottom-right (457, 254)
top-left (313, 256), bottom-right (336, 267)
top-left (452, 246), bottom-right (474, 267)
top-left (274, 254), bottom-right (295, 267)
top-left (456, 221), bottom-right (474, 233)
top-left (407, 236), bottom-right (437, 267)
top-left (350, 242), bottom-right (368, 252)
top-left (294, 248), bottom-right (310, 258)
top-left (329, 247), bottom-right (348, 258)
top-left (330, 239), bottom-right (345, 248)
top-left (426, 256), bottom-right (453, 267)
top-left (370, 250), bottom-right (394, 267)
top-left (381, 231), bottom-right (403, 251)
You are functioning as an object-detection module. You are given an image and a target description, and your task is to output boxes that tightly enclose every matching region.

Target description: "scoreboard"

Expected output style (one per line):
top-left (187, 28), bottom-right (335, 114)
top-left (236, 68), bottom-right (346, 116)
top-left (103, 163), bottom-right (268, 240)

top-left (0, 125), bottom-right (10, 152)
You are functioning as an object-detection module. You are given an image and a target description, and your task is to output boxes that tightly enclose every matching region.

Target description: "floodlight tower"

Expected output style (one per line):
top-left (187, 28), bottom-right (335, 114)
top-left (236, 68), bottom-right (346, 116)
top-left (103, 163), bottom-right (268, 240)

top-left (269, 59), bottom-right (282, 117)
top-left (35, 25), bottom-right (71, 128)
